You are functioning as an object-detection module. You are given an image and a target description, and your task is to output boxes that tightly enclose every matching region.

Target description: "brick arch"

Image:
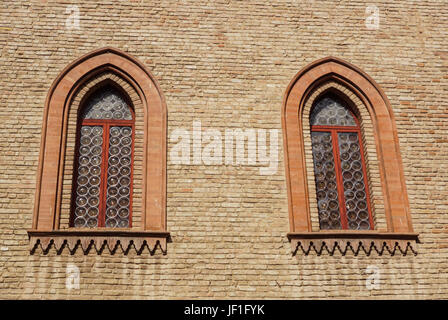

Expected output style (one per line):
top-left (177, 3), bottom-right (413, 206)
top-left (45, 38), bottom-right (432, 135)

top-left (282, 57), bottom-right (414, 238)
top-left (30, 47), bottom-right (168, 253)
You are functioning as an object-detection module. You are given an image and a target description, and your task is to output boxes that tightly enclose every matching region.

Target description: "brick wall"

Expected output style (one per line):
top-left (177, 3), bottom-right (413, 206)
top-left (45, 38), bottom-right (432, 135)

top-left (0, 0), bottom-right (447, 299)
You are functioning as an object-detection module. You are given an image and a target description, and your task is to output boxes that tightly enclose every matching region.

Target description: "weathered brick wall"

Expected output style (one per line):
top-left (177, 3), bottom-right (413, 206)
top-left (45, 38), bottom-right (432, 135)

top-left (0, 0), bottom-right (447, 299)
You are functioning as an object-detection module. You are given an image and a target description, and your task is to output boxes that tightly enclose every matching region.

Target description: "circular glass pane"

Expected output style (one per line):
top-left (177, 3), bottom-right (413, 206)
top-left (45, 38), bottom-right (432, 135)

top-left (76, 197), bottom-right (87, 207)
top-left (121, 137), bottom-right (132, 145)
top-left (90, 176), bottom-right (100, 186)
top-left (89, 186), bottom-right (99, 196)
top-left (122, 127), bottom-right (132, 136)
top-left (331, 220), bottom-right (341, 229)
top-left (79, 156), bottom-right (89, 165)
top-left (330, 210), bottom-right (339, 220)
top-left (359, 221), bottom-right (370, 230)
top-left (92, 136), bottom-right (103, 146)
top-left (346, 201), bottom-right (355, 210)
top-left (88, 197), bottom-right (99, 207)
top-left (87, 218), bottom-right (97, 228)
top-left (327, 181), bottom-right (336, 190)
top-left (87, 207), bottom-right (98, 217)
top-left (74, 217), bottom-right (86, 228)
top-left (77, 176), bottom-right (88, 186)
top-left (80, 136), bottom-right (91, 145)
top-left (352, 161), bottom-right (361, 170)
top-left (79, 146), bottom-right (90, 155)
top-left (348, 221), bottom-right (358, 229)
top-left (357, 201), bottom-right (367, 210)
top-left (119, 187), bottom-right (130, 196)
top-left (108, 187), bottom-right (118, 196)
top-left (320, 220), bottom-right (330, 230)
top-left (118, 208), bottom-right (129, 218)
top-left (120, 157), bottom-right (131, 166)
top-left (347, 211), bottom-right (357, 221)
top-left (107, 208), bottom-right (118, 218)
top-left (120, 167), bottom-right (130, 176)
top-left (92, 127), bottom-right (103, 135)
top-left (328, 200), bottom-right (338, 210)
top-left (359, 210), bottom-right (369, 220)
top-left (110, 127), bottom-right (120, 137)
top-left (118, 197), bottom-right (129, 207)
top-left (108, 167), bottom-right (119, 176)
top-left (109, 146), bottom-right (120, 156)
top-left (107, 197), bottom-right (118, 207)
top-left (113, 111), bottom-right (123, 119)
top-left (81, 127), bottom-right (92, 135)
top-left (75, 207), bottom-right (86, 217)
top-left (351, 153), bottom-right (360, 160)
top-left (90, 166), bottom-right (101, 176)
top-left (91, 156), bottom-right (101, 166)
top-left (354, 171), bottom-right (363, 181)
top-left (318, 200), bottom-right (328, 210)
top-left (77, 186), bottom-right (88, 196)
top-left (120, 177), bottom-right (130, 186)
top-left (106, 218), bottom-right (117, 228)
top-left (109, 156), bottom-right (119, 166)
top-left (110, 137), bottom-right (120, 146)
top-left (118, 220), bottom-right (129, 228)
top-left (108, 176), bottom-right (118, 186)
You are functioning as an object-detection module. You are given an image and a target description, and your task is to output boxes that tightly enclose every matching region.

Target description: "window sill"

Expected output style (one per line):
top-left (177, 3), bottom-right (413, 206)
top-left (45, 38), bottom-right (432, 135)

top-left (287, 231), bottom-right (419, 255)
top-left (27, 229), bottom-right (170, 254)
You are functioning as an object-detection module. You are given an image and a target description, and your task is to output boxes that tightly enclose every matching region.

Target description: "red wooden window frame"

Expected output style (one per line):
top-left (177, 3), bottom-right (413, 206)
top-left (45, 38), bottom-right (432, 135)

top-left (70, 100), bottom-right (135, 228)
top-left (311, 107), bottom-right (374, 230)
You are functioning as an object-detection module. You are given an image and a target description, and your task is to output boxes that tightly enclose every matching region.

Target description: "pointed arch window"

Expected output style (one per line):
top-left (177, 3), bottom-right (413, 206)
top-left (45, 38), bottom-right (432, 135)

top-left (72, 86), bottom-right (135, 228)
top-left (310, 94), bottom-right (373, 230)
top-left (282, 57), bottom-right (418, 254)
top-left (29, 48), bottom-right (169, 254)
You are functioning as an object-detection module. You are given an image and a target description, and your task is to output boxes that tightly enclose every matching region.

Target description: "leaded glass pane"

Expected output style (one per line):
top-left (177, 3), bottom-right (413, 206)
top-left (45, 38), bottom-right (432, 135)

top-left (82, 87), bottom-right (132, 120)
top-left (73, 126), bottom-right (103, 228)
top-left (311, 132), bottom-right (342, 230)
top-left (310, 96), bottom-right (356, 126)
top-left (105, 126), bottom-right (132, 228)
top-left (338, 132), bottom-right (370, 230)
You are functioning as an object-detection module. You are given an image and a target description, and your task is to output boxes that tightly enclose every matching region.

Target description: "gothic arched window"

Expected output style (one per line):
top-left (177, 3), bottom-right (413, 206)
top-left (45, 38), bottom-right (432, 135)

top-left (29, 48), bottom-right (169, 254)
top-left (310, 94), bottom-right (373, 230)
top-left (71, 86), bottom-right (135, 228)
top-left (283, 57), bottom-right (417, 254)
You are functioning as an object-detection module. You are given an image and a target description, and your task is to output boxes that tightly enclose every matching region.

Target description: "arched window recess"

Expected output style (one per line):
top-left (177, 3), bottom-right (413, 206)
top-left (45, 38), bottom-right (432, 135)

top-left (28, 48), bottom-right (168, 254)
top-left (282, 57), bottom-right (418, 255)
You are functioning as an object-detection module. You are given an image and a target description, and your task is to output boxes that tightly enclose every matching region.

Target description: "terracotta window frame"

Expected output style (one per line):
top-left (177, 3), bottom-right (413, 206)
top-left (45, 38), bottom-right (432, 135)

top-left (282, 57), bottom-right (418, 254)
top-left (28, 47), bottom-right (169, 254)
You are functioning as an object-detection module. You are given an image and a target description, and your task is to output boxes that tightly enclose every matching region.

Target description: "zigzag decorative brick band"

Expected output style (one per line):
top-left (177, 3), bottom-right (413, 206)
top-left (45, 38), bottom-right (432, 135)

top-left (28, 230), bottom-right (169, 255)
top-left (288, 232), bottom-right (419, 256)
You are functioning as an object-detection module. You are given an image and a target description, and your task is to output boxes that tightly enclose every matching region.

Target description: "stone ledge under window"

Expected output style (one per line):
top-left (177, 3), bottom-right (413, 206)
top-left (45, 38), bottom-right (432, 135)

top-left (287, 231), bottom-right (419, 256)
top-left (28, 229), bottom-right (170, 255)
